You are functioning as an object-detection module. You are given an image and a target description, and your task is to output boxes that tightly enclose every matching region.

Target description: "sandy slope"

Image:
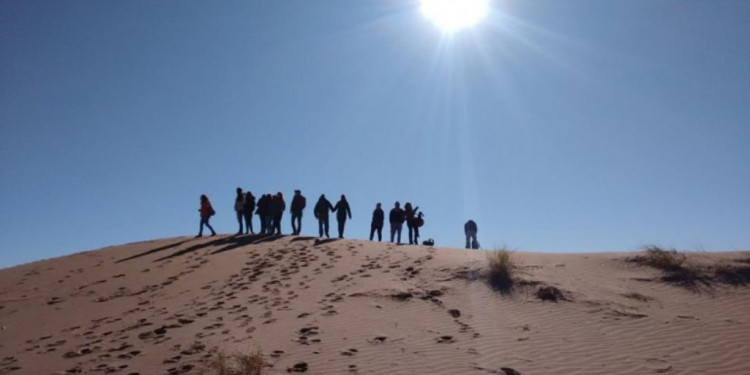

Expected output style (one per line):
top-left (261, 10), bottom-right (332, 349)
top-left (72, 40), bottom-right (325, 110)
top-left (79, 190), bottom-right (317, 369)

top-left (0, 235), bottom-right (748, 375)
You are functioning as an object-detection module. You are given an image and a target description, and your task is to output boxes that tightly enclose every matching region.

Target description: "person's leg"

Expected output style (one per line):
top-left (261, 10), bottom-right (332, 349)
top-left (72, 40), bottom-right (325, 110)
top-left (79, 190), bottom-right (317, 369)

top-left (236, 212), bottom-right (243, 234)
top-left (369, 225), bottom-right (375, 241)
top-left (337, 219), bottom-right (344, 239)
top-left (318, 219), bottom-right (324, 237)
top-left (465, 232), bottom-right (470, 249)
top-left (396, 223), bottom-right (402, 244)
top-left (266, 216), bottom-right (273, 234)
top-left (291, 214), bottom-right (297, 235)
top-left (390, 225), bottom-right (395, 242)
top-left (198, 217), bottom-right (205, 237)
top-left (324, 218), bottom-right (330, 238)
top-left (297, 213), bottom-right (302, 235)
top-left (415, 226), bottom-right (420, 244)
top-left (248, 213), bottom-right (254, 234)
top-left (407, 224), bottom-right (413, 244)
top-left (206, 217), bottom-right (216, 236)
top-left (377, 226), bottom-right (382, 241)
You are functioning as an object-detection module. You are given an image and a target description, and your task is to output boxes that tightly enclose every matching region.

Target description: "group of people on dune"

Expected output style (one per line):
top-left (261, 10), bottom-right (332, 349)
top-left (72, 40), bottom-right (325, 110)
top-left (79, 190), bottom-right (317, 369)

top-left (197, 189), bottom-right (479, 249)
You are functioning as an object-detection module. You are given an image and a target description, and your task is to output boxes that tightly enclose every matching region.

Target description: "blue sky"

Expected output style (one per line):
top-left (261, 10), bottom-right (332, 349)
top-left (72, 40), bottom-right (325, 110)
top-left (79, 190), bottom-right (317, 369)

top-left (1, 0), bottom-right (749, 269)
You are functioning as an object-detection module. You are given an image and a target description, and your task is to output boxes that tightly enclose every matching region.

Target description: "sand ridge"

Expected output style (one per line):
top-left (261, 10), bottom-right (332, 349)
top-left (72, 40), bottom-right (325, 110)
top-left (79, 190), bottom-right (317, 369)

top-left (0, 235), bottom-right (748, 374)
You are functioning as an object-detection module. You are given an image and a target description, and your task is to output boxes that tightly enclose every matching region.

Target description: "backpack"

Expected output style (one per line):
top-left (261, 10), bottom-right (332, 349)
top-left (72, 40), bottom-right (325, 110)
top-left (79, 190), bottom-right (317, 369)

top-left (209, 207), bottom-right (216, 216)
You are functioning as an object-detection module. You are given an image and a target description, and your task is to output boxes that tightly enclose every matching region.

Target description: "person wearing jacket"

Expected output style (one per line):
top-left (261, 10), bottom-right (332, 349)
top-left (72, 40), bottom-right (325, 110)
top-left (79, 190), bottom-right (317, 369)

top-left (272, 192), bottom-right (285, 235)
top-left (370, 202), bottom-right (384, 241)
top-left (243, 191), bottom-right (256, 234)
top-left (333, 194), bottom-right (352, 239)
top-left (464, 220), bottom-right (479, 249)
top-left (389, 201), bottom-right (406, 244)
top-left (290, 189), bottom-right (306, 235)
top-left (255, 194), bottom-right (269, 234)
top-left (313, 194), bottom-right (334, 238)
top-left (404, 202), bottom-right (421, 245)
top-left (197, 194), bottom-right (216, 237)
top-left (234, 187), bottom-right (245, 234)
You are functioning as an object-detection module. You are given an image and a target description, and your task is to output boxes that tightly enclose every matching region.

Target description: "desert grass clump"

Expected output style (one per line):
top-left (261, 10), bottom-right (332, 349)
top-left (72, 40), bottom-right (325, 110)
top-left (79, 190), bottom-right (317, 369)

top-left (198, 346), bottom-right (268, 375)
top-left (629, 245), bottom-right (686, 271)
top-left (486, 247), bottom-right (516, 293)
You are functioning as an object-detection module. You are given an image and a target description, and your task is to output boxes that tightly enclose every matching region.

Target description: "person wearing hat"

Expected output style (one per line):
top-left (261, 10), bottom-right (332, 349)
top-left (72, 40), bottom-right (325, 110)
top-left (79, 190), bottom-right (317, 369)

top-left (290, 189), bottom-right (307, 235)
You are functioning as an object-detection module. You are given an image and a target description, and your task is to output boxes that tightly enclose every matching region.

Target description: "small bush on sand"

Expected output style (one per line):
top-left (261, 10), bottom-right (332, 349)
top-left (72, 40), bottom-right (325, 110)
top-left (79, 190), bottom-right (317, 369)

top-left (630, 245), bottom-right (686, 271)
top-left (487, 248), bottom-right (516, 293)
top-left (713, 264), bottom-right (750, 286)
top-left (198, 346), bottom-right (268, 375)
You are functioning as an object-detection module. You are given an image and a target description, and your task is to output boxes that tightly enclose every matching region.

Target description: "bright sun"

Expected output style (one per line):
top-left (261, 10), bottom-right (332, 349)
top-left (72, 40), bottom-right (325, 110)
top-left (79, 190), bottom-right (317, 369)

top-left (420, 0), bottom-right (489, 32)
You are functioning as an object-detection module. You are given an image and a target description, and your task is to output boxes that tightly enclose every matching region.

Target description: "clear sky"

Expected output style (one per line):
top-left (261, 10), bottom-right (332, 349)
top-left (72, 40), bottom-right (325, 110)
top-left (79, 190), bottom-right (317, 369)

top-left (2, 0), bottom-right (749, 269)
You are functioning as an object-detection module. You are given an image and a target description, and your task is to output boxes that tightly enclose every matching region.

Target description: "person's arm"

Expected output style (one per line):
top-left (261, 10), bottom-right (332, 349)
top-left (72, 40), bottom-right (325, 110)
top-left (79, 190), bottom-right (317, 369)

top-left (347, 204), bottom-right (352, 219)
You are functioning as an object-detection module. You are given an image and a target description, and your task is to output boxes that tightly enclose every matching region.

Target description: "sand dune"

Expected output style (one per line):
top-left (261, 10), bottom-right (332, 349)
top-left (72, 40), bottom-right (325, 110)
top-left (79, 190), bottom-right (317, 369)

top-left (0, 235), bottom-right (748, 374)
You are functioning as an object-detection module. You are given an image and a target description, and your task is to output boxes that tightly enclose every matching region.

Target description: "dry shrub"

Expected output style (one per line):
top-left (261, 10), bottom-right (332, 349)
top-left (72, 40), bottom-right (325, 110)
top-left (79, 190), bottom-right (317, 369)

top-left (630, 245), bottom-right (686, 271)
top-left (713, 264), bottom-right (750, 286)
top-left (487, 248), bottom-right (516, 293)
top-left (198, 346), bottom-right (268, 375)
top-left (628, 246), bottom-right (710, 291)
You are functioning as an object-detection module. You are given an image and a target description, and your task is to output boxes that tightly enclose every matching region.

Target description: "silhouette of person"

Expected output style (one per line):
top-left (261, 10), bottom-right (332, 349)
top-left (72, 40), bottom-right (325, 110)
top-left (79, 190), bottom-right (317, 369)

top-left (464, 220), bottom-right (478, 249)
top-left (234, 187), bottom-right (245, 234)
top-left (256, 194), bottom-right (271, 234)
top-left (370, 203), bottom-right (384, 241)
top-left (313, 194), bottom-right (334, 238)
top-left (405, 202), bottom-right (421, 245)
top-left (389, 201), bottom-right (406, 244)
top-left (196, 194), bottom-right (216, 237)
top-left (290, 189), bottom-right (306, 235)
top-left (333, 194), bottom-right (352, 239)
top-left (243, 191), bottom-right (255, 234)
top-left (271, 192), bottom-right (285, 235)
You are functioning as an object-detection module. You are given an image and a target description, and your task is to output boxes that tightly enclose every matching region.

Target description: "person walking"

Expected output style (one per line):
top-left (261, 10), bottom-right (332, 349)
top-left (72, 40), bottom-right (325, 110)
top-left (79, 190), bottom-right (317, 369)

top-left (234, 187), bottom-right (245, 234)
top-left (272, 192), bottom-right (285, 235)
top-left (196, 194), bottom-right (216, 237)
top-left (404, 202), bottom-right (421, 245)
top-left (370, 203), bottom-right (384, 241)
top-left (243, 191), bottom-right (255, 234)
top-left (313, 194), bottom-right (334, 238)
top-left (333, 194), bottom-right (352, 239)
top-left (389, 201), bottom-right (405, 244)
top-left (290, 189), bottom-right (306, 235)
top-left (464, 220), bottom-right (479, 249)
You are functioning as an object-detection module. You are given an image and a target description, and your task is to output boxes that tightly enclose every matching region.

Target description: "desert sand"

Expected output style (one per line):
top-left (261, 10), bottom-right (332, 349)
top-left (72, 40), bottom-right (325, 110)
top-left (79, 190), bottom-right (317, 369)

top-left (0, 235), bottom-right (748, 375)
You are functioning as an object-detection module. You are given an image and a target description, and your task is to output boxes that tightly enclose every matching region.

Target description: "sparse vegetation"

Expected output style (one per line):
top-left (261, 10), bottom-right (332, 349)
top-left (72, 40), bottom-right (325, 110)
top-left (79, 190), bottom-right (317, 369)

top-left (486, 248), bottom-right (516, 293)
top-left (197, 346), bottom-right (268, 375)
top-left (628, 246), bottom-right (750, 291)
top-left (629, 245), bottom-right (686, 271)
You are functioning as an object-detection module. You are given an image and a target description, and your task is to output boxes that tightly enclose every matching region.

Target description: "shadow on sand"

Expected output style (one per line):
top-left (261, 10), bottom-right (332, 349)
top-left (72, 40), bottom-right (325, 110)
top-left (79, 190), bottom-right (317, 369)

top-left (116, 238), bottom-right (194, 263)
top-left (153, 234), bottom-right (285, 261)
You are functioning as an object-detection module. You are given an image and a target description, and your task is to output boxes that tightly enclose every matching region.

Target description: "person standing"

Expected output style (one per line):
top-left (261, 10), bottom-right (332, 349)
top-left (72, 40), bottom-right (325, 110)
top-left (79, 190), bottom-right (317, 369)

top-left (389, 201), bottom-right (405, 244)
top-left (234, 187), bottom-right (245, 234)
top-left (404, 202), bottom-right (421, 245)
top-left (272, 192), bottom-right (285, 235)
top-left (290, 189), bottom-right (306, 235)
top-left (464, 220), bottom-right (479, 249)
top-left (255, 194), bottom-right (268, 234)
top-left (197, 194), bottom-right (216, 237)
top-left (313, 194), bottom-right (334, 238)
top-left (333, 194), bottom-right (352, 239)
top-left (243, 191), bottom-right (256, 234)
top-left (370, 203), bottom-right (384, 241)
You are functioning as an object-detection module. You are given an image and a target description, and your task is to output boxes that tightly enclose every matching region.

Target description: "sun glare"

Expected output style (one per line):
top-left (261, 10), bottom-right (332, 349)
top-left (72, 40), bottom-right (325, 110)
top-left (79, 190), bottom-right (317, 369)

top-left (420, 0), bottom-right (489, 32)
